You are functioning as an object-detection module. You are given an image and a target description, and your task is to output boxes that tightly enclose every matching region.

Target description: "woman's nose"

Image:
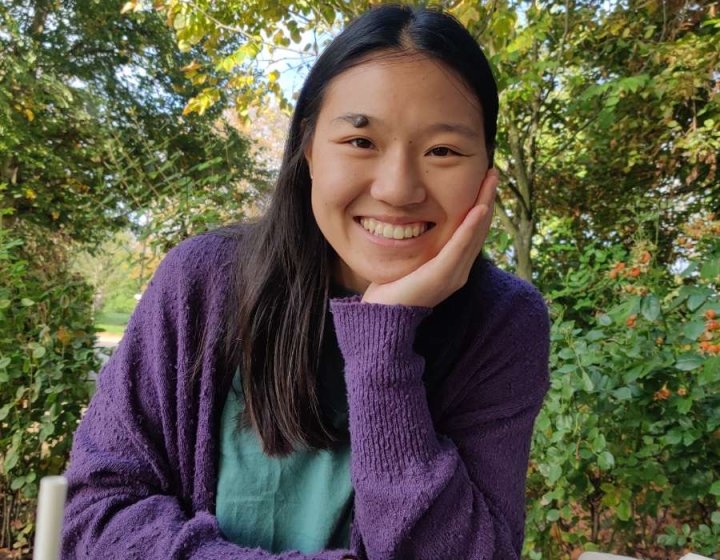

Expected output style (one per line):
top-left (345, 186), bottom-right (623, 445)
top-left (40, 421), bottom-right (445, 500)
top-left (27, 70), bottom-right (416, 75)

top-left (369, 148), bottom-right (426, 207)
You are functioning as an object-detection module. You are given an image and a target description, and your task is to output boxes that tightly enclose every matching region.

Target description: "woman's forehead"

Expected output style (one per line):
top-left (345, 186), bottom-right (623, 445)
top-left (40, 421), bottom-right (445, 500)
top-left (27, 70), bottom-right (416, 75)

top-left (319, 54), bottom-right (484, 129)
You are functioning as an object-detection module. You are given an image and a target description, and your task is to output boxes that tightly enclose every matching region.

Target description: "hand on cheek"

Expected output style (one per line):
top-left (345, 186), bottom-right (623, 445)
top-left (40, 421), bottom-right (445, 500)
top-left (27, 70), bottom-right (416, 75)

top-left (362, 168), bottom-right (499, 308)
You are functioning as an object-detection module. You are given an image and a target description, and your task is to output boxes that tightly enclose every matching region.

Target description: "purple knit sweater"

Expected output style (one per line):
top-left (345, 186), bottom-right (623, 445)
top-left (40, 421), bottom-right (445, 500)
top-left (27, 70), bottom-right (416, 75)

top-left (62, 231), bottom-right (550, 560)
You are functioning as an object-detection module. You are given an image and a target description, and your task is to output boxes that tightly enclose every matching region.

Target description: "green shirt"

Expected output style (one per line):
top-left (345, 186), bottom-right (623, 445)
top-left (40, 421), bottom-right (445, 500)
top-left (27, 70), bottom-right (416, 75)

top-left (216, 285), bottom-right (357, 553)
top-left (215, 374), bottom-right (353, 553)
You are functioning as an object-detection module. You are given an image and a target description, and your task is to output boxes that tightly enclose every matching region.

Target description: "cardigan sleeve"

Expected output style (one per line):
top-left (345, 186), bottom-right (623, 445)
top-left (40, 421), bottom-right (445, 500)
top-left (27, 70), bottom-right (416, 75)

top-left (329, 282), bottom-right (550, 560)
top-left (61, 237), bottom-right (357, 560)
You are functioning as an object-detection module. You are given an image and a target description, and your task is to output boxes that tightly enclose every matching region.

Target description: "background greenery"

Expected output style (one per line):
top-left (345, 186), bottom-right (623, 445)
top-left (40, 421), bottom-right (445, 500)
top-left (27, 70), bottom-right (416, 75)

top-left (0, 0), bottom-right (718, 558)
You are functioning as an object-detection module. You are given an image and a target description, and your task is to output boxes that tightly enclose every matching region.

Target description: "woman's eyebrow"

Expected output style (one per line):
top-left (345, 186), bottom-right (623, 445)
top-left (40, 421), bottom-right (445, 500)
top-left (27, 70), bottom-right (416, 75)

top-left (332, 113), bottom-right (372, 128)
top-left (331, 113), bottom-right (480, 139)
top-left (424, 122), bottom-right (481, 139)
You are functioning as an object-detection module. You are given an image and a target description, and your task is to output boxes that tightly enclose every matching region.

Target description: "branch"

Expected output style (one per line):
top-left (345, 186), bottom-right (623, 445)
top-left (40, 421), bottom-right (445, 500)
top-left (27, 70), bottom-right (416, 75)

top-left (494, 191), bottom-right (519, 240)
top-left (506, 121), bottom-right (532, 218)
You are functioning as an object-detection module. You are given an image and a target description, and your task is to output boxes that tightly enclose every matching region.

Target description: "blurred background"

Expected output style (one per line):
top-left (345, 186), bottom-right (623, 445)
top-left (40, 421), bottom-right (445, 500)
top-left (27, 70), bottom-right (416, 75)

top-left (0, 1), bottom-right (718, 558)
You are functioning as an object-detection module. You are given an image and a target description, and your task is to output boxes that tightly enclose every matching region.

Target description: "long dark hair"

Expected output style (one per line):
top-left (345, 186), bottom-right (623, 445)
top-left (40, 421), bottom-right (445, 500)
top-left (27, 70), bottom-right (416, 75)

top-left (223, 4), bottom-right (499, 456)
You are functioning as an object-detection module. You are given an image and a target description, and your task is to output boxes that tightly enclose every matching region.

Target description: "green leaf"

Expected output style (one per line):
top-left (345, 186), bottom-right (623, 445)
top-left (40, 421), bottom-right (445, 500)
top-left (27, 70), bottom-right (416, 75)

top-left (640, 295), bottom-right (661, 322)
top-left (598, 314), bottom-right (612, 326)
top-left (0, 403), bottom-right (11, 420)
top-left (710, 481), bottom-right (720, 496)
top-left (598, 451), bottom-right (615, 471)
top-left (617, 497), bottom-right (632, 521)
top-left (0, 356), bottom-right (10, 369)
top-left (21, 298), bottom-right (35, 306)
top-left (612, 387), bottom-right (633, 401)
top-left (665, 430), bottom-right (682, 445)
top-left (701, 257), bottom-right (720, 281)
top-left (3, 448), bottom-right (18, 473)
top-left (699, 357), bottom-right (720, 386)
top-left (586, 329), bottom-right (605, 342)
top-left (32, 345), bottom-right (46, 359)
top-left (10, 476), bottom-right (25, 491)
top-left (688, 293), bottom-right (707, 311)
top-left (592, 434), bottom-right (607, 453)
top-left (546, 509), bottom-right (560, 522)
top-left (675, 353), bottom-right (703, 371)
top-left (683, 320), bottom-right (707, 341)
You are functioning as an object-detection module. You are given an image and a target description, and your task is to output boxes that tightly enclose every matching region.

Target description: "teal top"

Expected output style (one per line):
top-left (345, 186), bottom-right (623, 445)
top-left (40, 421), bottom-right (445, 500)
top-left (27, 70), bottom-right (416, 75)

top-left (215, 375), bottom-right (353, 553)
top-left (216, 285), bottom-right (357, 553)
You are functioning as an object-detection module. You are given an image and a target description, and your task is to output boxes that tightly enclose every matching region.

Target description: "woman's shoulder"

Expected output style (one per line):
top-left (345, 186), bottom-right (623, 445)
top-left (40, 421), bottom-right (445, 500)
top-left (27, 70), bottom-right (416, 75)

top-left (466, 257), bottom-right (548, 322)
top-left (435, 258), bottom-right (550, 424)
top-left (151, 223), bottom-right (252, 292)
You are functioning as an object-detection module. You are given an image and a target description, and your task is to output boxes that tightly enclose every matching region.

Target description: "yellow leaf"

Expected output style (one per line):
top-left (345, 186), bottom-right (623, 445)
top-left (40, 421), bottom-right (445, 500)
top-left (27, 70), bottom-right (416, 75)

top-left (24, 109), bottom-right (34, 121)
top-left (182, 99), bottom-right (197, 116)
top-left (268, 70), bottom-right (280, 83)
top-left (24, 188), bottom-right (36, 201)
top-left (181, 60), bottom-right (201, 73)
top-left (121, 1), bottom-right (136, 15)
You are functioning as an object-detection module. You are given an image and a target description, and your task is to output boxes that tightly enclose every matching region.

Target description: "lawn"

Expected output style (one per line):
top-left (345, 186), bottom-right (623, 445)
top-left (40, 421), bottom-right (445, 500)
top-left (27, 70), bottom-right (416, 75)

top-left (95, 310), bottom-right (131, 336)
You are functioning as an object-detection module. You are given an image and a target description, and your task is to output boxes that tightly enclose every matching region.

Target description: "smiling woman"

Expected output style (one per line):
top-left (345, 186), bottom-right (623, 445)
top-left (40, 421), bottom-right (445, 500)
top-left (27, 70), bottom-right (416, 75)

top-left (305, 54), bottom-right (491, 292)
top-left (61, 5), bottom-right (550, 560)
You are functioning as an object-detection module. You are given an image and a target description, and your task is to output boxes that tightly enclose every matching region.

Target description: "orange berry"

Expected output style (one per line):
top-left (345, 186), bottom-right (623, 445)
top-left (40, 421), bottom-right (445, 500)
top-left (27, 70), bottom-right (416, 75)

top-left (705, 309), bottom-right (717, 320)
top-left (626, 314), bottom-right (637, 328)
top-left (640, 251), bottom-right (651, 264)
top-left (677, 387), bottom-right (688, 397)
top-left (707, 320), bottom-right (719, 332)
top-left (629, 267), bottom-right (641, 278)
top-left (653, 385), bottom-right (671, 401)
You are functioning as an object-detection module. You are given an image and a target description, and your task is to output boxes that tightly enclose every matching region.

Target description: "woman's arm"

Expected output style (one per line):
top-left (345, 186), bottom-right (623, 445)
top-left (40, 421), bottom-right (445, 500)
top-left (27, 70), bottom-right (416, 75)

top-left (62, 236), bottom-right (357, 560)
top-left (330, 282), bottom-right (550, 560)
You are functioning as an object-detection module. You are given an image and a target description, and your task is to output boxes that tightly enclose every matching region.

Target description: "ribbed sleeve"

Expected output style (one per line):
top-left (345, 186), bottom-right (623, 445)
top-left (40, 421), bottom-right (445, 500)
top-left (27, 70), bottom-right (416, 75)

top-left (329, 279), bottom-right (550, 560)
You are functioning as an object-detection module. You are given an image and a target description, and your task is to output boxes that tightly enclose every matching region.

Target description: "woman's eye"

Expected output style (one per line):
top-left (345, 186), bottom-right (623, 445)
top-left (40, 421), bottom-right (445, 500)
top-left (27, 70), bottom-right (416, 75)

top-left (349, 138), bottom-right (373, 149)
top-left (428, 146), bottom-right (459, 157)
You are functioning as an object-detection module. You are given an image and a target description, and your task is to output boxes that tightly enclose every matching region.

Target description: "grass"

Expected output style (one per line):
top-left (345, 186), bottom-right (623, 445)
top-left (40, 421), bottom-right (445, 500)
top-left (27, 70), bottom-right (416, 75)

top-left (95, 310), bottom-right (131, 336)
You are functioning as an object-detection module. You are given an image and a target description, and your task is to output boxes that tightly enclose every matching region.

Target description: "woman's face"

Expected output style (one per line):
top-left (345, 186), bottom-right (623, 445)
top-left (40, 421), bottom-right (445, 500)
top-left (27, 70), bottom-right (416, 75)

top-left (305, 53), bottom-right (490, 293)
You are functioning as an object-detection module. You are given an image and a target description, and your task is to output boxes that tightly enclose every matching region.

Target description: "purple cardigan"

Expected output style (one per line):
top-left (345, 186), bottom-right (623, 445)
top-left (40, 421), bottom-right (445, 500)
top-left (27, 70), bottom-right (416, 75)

top-left (62, 231), bottom-right (550, 559)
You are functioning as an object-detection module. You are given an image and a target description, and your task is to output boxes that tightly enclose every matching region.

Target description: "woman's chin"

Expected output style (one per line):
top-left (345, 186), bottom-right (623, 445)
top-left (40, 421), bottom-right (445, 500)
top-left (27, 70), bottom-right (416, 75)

top-left (335, 258), bottom-right (429, 294)
top-left (359, 265), bottom-right (421, 288)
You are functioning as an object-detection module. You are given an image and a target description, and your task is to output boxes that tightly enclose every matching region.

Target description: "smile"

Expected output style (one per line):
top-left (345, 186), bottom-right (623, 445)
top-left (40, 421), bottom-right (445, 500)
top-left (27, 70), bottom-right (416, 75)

top-left (358, 217), bottom-right (433, 240)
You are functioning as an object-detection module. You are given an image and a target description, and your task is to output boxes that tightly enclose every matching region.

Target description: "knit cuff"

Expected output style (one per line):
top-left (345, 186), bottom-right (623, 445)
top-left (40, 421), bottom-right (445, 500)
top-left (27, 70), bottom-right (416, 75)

top-left (329, 297), bottom-right (440, 474)
top-left (329, 297), bottom-right (432, 384)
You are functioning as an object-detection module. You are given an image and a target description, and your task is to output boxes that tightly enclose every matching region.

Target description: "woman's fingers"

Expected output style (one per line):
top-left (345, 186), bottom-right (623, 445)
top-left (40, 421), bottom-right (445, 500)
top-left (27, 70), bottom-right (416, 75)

top-left (433, 169), bottom-right (498, 276)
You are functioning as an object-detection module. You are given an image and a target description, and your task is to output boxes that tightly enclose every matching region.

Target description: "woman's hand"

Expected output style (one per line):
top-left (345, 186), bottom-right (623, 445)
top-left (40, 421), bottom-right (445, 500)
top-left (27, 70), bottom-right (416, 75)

top-left (361, 168), bottom-right (499, 308)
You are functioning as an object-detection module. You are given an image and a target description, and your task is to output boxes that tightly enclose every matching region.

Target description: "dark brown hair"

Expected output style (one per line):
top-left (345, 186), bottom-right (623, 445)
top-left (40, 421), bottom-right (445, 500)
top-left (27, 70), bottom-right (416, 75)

top-left (223, 4), bottom-right (499, 456)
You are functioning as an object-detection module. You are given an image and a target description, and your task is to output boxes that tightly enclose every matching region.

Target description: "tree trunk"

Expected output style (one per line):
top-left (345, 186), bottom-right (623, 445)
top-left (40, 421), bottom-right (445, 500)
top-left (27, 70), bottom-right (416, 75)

top-left (515, 217), bottom-right (534, 281)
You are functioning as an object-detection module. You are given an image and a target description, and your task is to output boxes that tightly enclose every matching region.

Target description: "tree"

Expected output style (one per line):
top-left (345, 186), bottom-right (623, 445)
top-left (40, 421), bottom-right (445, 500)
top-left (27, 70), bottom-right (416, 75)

top-left (151, 0), bottom-right (719, 281)
top-left (0, 0), bottom-right (268, 246)
top-left (0, 1), bottom-right (268, 554)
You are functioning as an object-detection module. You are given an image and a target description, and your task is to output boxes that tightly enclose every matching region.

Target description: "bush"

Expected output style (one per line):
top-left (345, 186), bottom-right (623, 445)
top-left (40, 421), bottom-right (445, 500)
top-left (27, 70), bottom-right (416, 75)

top-left (524, 217), bottom-right (720, 559)
top-left (0, 218), bottom-right (98, 555)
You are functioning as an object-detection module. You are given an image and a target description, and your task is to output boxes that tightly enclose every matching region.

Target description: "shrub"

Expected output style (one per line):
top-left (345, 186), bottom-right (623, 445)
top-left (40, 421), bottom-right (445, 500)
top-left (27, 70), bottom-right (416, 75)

top-left (524, 217), bottom-right (720, 559)
top-left (0, 218), bottom-right (98, 555)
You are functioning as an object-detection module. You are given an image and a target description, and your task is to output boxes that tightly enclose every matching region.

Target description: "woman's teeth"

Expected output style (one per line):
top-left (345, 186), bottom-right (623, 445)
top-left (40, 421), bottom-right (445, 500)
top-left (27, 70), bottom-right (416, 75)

top-left (359, 218), bottom-right (430, 240)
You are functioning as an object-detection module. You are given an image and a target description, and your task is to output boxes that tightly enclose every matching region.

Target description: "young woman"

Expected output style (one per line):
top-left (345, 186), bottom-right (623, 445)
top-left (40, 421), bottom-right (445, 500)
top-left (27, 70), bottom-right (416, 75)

top-left (62, 5), bottom-right (550, 559)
